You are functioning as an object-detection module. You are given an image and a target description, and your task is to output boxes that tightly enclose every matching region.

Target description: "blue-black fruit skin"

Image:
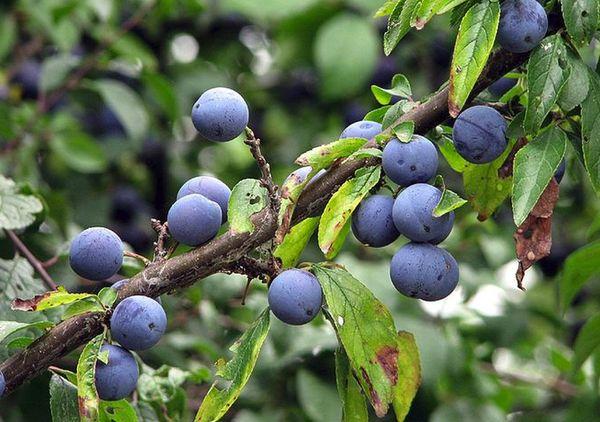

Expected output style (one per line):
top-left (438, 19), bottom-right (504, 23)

top-left (167, 194), bottom-right (222, 246)
top-left (339, 120), bottom-right (382, 139)
top-left (268, 269), bottom-right (323, 325)
top-left (110, 295), bottom-right (167, 351)
top-left (95, 344), bottom-right (139, 401)
top-left (69, 227), bottom-right (123, 281)
top-left (390, 243), bottom-right (459, 301)
top-left (0, 371), bottom-right (5, 397)
top-left (392, 184), bottom-right (454, 243)
top-left (382, 135), bottom-right (439, 186)
top-left (351, 195), bottom-right (400, 247)
top-left (488, 77), bottom-right (517, 97)
top-left (555, 159), bottom-right (566, 184)
top-left (497, 0), bottom-right (548, 53)
top-left (284, 167), bottom-right (326, 186)
top-left (177, 176), bottom-right (231, 222)
top-left (452, 105), bottom-right (508, 164)
top-left (191, 87), bottom-right (249, 142)
top-left (112, 279), bottom-right (161, 304)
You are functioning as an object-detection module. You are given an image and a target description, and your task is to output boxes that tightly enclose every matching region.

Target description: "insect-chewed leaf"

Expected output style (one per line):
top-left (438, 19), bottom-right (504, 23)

top-left (561, 0), bottom-right (599, 47)
top-left (448, 0), bottom-right (499, 117)
top-left (318, 166), bottom-right (381, 259)
top-left (77, 332), bottom-right (105, 422)
top-left (582, 69), bottom-right (600, 195)
top-left (524, 35), bottom-right (570, 134)
top-left (0, 175), bottom-right (44, 230)
top-left (296, 138), bottom-right (367, 169)
top-left (228, 179), bottom-right (269, 234)
top-left (11, 286), bottom-right (96, 312)
top-left (559, 241), bottom-right (600, 313)
top-left (50, 374), bottom-right (79, 422)
top-left (195, 308), bottom-right (270, 422)
top-left (512, 126), bottom-right (567, 226)
top-left (313, 265), bottom-right (420, 418)
top-left (274, 217), bottom-right (319, 269)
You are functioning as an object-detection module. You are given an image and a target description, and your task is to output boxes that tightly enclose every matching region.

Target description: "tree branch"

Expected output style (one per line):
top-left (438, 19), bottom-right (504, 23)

top-left (0, 42), bottom-right (547, 395)
top-left (5, 230), bottom-right (58, 291)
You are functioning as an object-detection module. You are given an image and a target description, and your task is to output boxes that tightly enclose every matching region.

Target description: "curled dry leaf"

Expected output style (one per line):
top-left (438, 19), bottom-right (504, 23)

top-left (514, 179), bottom-right (559, 290)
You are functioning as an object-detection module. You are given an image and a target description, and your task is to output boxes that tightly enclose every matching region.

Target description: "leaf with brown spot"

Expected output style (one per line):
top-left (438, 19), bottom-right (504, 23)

top-left (313, 265), bottom-right (421, 418)
top-left (514, 179), bottom-right (559, 290)
top-left (11, 286), bottom-right (94, 312)
top-left (318, 166), bottom-right (381, 259)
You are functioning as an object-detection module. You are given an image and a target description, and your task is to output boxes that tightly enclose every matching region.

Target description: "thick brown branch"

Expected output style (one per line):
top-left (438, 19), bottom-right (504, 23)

top-left (5, 230), bottom-right (57, 291)
top-left (0, 41), bottom-right (549, 394)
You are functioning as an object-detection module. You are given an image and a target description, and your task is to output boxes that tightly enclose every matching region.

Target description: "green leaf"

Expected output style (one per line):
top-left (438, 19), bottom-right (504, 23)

top-left (335, 348), bottom-right (368, 422)
top-left (312, 265), bottom-right (420, 418)
top-left (50, 374), bottom-right (79, 422)
top-left (371, 74), bottom-right (412, 105)
top-left (557, 54), bottom-right (590, 112)
top-left (506, 111), bottom-right (526, 140)
top-left (448, 0), bottom-right (500, 117)
top-left (524, 35), bottom-right (570, 133)
top-left (363, 106), bottom-right (390, 123)
top-left (296, 138), bottom-right (367, 169)
top-left (374, 0), bottom-right (401, 17)
top-left (412, 0), bottom-right (446, 29)
top-left (512, 126), bottom-right (567, 226)
top-left (463, 141), bottom-right (514, 221)
top-left (143, 72), bottom-right (180, 121)
top-left (93, 79), bottom-right (149, 141)
top-left (573, 313), bottom-right (600, 372)
top-left (392, 121), bottom-right (415, 143)
top-left (0, 176), bottom-right (44, 230)
top-left (228, 179), bottom-right (269, 234)
top-left (314, 14), bottom-right (379, 99)
top-left (384, 0), bottom-right (421, 55)
top-left (274, 217), bottom-right (319, 268)
top-left (99, 399), bottom-right (138, 422)
top-left (0, 320), bottom-right (53, 344)
top-left (318, 166), bottom-right (381, 259)
top-left (98, 287), bottom-right (118, 308)
top-left (51, 132), bottom-right (108, 173)
top-left (381, 100), bottom-right (415, 130)
top-left (0, 257), bottom-right (47, 319)
top-left (349, 148), bottom-right (383, 160)
top-left (0, 14), bottom-right (16, 62)
top-left (11, 286), bottom-right (96, 312)
top-left (436, 135), bottom-right (470, 173)
top-left (581, 69), bottom-right (600, 195)
top-left (433, 184), bottom-right (467, 217)
top-left (437, 0), bottom-right (470, 15)
top-left (561, 0), bottom-right (599, 47)
top-left (62, 298), bottom-right (104, 320)
top-left (40, 54), bottom-right (79, 93)
top-left (195, 308), bottom-right (270, 422)
top-left (559, 241), bottom-right (600, 311)
top-left (297, 370), bottom-right (342, 422)
top-left (77, 332), bottom-right (105, 422)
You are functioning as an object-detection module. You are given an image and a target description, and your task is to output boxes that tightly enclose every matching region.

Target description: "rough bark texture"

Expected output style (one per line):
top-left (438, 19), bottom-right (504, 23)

top-left (0, 44), bottom-right (545, 395)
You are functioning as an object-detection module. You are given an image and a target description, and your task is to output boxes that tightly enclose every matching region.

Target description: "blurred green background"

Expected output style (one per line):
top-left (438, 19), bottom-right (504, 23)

top-left (0, 0), bottom-right (599, 420)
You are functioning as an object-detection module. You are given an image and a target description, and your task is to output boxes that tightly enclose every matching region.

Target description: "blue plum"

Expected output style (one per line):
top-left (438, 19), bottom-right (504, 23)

top-left (351, 195), bottom-right (400, 247)
top-left (95, 344), bottom-right (139, 401)
top-left (69, 228), bottom-right (123, 281)
top-left (177, 176), bottom-right (231, 222)
top-left (497, 0), bottom-right (548, 53)
top-left (268, 269), bottom-right (323, 325)
top-left (382, 135), bottom-right (439, 186)
top-left (452, 105), bottom-right (507, 164)
top-left (111, 279), bottom-right (161, 304)
top-left (339, 120), bottom-right (382, 139)
top-left (488, 77), bottom-right (517, 97)
top-left (284, 167), bottom-right (326, 186)
top-left (392, 183), bottom-right (454, 243)
top-left (390, 242), bottom-right (459, 301)
top-left (555, 159), bottom-right (566, 184)
top-left (167, 194), bottom-right (222, 246)
top-left (192, 87), bottom-right (249, 142)
top-left (110, 295), bottom-right (167, 351)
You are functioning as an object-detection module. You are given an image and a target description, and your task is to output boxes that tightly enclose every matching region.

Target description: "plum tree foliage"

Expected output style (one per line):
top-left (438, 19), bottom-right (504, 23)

top-left (0, 0), bottom-right (599, 421)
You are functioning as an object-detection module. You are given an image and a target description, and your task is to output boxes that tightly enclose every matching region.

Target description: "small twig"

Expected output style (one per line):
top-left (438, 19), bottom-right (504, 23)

top-left (5, 230), bottom-right (58, 291)
top-left (41, 255), bottom-right (59, 269)
top-left (480, 362), bottom-right (578, 397)
top-left (123, 251), bottom-right (151, 267)
top-left (244, 127), bottom-right (280, 211)
top-left (222, 256), bottom-right (278, 283)
top-left (151, 219), bottom-right (170, 261)
top-left (240, 278), bottom-right (252, 305)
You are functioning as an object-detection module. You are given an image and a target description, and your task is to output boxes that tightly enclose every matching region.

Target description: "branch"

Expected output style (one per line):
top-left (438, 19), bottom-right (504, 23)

top-left (5, 230), bottom-right (57, 291)
top-left (244, 127), bottom-right (279, 210)
top-left (0, 41), bottom-right (548, 395)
